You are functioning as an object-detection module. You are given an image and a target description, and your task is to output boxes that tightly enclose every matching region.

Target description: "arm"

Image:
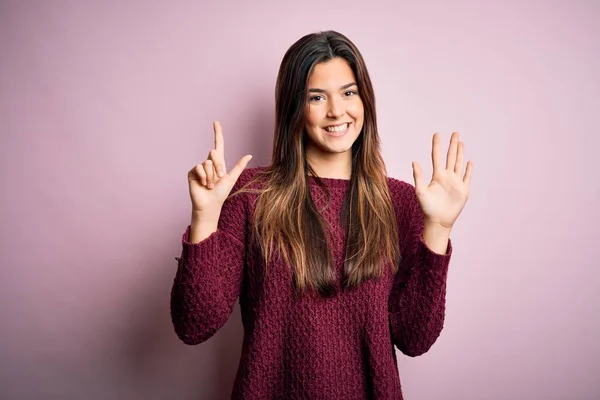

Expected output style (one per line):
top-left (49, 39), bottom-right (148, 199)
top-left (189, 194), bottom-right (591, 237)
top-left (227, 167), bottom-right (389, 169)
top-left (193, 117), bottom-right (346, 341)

top-left (388, 184), bottom-right (452, 357)
top-left (170, 175), bottom-right (249, 345)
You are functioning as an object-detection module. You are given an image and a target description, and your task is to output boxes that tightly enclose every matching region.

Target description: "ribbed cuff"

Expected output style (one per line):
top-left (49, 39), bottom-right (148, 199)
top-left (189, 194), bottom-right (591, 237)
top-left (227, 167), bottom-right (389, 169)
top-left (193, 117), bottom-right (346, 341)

top-left (417, 237), bottom-right (452, 270)
top-left (181, 225), bottom-right (221, 265)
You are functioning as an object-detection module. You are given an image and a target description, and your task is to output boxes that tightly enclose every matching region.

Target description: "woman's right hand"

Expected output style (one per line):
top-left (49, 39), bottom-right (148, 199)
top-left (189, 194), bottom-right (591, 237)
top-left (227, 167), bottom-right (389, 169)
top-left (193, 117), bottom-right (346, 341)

top-left (188, 121), bottom-right (252, 219)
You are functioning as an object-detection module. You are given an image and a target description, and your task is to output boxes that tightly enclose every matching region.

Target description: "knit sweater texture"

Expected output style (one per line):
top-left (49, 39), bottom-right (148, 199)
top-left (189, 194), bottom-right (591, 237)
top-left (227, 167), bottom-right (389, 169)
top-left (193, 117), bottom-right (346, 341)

top-left (170, 167), bottom-right (452, 400)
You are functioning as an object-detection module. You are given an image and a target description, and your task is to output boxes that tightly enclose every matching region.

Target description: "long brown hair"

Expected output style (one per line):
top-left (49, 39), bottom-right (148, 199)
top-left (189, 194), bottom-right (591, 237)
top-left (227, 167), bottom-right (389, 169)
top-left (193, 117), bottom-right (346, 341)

top-left (243, 31), bottom-right (399, 296)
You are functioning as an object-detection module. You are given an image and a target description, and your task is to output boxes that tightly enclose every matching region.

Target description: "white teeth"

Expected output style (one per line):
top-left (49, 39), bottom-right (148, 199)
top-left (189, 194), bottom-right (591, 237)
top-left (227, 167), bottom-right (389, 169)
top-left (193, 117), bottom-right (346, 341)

top-left (325, 123), bottom-right (349, 133)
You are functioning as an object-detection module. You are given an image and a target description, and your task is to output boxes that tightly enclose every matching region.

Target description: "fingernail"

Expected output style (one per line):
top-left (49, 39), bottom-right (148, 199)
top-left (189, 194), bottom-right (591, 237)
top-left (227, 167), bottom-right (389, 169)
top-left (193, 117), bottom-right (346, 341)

top-left (218, 170), bottom-right (224, 178)
top-left (208, 183), bottom-right (214, 189)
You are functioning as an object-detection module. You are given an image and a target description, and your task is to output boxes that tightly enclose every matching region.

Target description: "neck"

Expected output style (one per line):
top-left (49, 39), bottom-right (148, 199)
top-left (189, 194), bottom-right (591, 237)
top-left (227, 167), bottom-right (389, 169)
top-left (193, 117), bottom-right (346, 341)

top-left (306, 152), bottom-right (352, 179)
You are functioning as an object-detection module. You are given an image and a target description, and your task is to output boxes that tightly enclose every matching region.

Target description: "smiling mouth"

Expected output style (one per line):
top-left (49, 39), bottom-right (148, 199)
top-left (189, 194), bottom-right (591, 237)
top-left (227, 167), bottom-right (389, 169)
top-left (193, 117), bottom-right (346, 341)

top-left (323, 122), bottom-right (351, 135)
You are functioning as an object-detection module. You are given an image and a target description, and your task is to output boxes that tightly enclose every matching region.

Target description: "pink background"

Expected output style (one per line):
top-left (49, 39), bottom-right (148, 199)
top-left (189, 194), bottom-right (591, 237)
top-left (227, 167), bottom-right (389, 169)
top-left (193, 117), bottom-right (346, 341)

top-left (1, 1), bottom-right (598, 399)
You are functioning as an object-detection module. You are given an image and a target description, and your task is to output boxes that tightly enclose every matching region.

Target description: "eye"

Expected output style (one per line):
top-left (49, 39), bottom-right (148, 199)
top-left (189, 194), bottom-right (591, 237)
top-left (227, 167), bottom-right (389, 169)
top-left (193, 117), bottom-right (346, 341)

top-left (344, 90), bottom-right (357, 96)
top-left (309, 95), bottom-right (325, 102)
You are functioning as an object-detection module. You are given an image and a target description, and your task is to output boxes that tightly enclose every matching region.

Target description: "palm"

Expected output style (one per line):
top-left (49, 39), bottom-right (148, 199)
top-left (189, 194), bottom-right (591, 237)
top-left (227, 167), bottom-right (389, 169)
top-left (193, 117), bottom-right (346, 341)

top-left (189, 176), bottom-right (235, 212)
top-left (412, 132), bottom-right (473, 229)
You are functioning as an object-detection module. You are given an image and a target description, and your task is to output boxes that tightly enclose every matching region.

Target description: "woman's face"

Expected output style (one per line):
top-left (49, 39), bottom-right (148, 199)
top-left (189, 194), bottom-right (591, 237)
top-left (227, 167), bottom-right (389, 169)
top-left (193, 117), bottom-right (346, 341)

top-left (304, 57), bottom-right (364, 164)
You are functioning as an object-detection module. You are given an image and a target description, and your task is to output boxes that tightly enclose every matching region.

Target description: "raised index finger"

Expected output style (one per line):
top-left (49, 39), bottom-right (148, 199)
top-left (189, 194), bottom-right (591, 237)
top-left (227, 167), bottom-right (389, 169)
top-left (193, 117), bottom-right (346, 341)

top-left (213, 121), bottom-right (224, 153)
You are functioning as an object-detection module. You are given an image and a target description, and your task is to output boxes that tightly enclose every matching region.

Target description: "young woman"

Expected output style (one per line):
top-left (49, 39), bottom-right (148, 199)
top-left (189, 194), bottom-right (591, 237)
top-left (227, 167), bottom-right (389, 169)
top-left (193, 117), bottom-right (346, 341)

top-left (171, 30), bottom-right (472, 400)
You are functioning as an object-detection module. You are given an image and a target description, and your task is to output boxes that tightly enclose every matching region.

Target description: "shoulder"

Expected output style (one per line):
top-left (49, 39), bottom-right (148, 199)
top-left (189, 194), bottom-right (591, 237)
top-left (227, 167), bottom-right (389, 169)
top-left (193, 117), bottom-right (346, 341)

top-left (222, 167), bottom-right (267, 218)
top-left (386, 176), bottom-right (417, 201)
top-left (386, 176), bottom-right (419, 214)
top-left (235, 166), bottom-right (268, 190)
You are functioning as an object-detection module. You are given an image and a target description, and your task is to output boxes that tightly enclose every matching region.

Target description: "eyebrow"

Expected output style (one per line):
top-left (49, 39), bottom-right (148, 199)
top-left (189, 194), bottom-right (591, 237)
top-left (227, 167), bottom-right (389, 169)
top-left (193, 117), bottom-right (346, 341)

top-left (308, 82), bottom-right (357, 93)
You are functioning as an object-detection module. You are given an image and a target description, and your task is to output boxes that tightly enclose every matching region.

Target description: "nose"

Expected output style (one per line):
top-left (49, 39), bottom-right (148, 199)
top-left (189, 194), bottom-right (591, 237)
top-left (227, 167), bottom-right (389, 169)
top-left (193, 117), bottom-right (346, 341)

top-left (326, 96), bottom-right (345, 119)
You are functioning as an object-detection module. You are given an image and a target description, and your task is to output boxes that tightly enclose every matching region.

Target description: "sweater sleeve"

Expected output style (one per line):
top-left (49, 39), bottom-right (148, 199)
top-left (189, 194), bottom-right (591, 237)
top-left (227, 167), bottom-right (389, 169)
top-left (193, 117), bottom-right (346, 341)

top-left (388, 181), bottom-right (452, 357)
top-left (170, 173), bottom-right (250, 345)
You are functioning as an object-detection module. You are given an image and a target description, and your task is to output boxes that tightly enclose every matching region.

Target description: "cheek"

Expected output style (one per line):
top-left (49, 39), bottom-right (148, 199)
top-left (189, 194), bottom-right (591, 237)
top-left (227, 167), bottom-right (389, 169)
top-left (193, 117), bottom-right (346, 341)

top-left (348, 100), bottom-right (364, 119)
top-left (305, 106), bottom-right (323, 128)
top-left (351, 102), bottom-right (365, 131)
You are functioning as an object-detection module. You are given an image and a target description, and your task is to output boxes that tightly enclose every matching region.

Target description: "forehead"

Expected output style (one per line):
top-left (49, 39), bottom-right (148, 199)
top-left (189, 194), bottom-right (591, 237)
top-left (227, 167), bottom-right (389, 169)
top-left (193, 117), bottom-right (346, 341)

top-left (308, 58), bottom-right (356, 88)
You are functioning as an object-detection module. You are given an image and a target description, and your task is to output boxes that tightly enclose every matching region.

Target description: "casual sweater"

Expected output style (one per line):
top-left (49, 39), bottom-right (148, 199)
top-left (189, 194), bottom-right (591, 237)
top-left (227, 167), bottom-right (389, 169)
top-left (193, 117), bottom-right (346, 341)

top-left (170, 167), bottom-right (452, 400)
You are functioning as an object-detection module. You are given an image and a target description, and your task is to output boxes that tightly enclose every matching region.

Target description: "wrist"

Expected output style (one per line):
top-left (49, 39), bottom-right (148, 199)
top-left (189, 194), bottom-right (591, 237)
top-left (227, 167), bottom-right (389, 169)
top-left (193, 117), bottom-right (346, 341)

top-left (423, 217), bottom-right (453, 234)
top-left (189, 208), bottom-right (222, 244)
top-left (191, 207), bottom-right (222, 226)
top-left (422, 220), bottom-right (452, 255)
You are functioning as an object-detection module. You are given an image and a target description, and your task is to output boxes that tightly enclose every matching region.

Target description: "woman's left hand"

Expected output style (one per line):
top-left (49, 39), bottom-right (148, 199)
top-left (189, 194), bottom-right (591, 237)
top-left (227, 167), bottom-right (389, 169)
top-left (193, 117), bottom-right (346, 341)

top-left (412, 132), bottom-right (473, 230)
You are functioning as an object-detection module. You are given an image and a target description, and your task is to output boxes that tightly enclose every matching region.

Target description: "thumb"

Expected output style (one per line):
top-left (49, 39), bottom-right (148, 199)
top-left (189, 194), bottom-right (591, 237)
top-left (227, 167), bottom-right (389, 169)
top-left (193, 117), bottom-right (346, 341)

top-left (412, 162), bottom-right (424, 193)
top-left (226, 154), bottom-right (253, 184)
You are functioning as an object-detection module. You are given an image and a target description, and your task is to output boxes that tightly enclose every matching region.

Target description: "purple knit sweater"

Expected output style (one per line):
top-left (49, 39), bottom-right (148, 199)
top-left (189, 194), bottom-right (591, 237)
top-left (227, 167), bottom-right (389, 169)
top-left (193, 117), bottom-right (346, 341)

top-left (170, 167), bottom-right (452, 400)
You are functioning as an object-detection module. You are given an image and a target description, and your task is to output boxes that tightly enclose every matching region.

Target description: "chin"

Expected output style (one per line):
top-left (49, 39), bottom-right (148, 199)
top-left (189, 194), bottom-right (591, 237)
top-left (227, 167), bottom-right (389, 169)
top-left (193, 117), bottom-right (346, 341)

top-left (321, 143), bottom-right (354, 155)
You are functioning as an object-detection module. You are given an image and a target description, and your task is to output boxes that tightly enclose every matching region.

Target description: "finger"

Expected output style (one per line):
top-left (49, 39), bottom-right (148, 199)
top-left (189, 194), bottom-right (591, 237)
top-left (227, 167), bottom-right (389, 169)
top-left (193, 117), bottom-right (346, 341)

top-left (203, 160), bottom-right (215, 189)
top-left (227, 155), bottom-right (253, 183)
top-left (213, 121), bottom-right (226, 178)
top-left (431, 133), bottom-right (442, 172)
top-left (194, 164), bottom-right (207, 186)
top-left (454, 141), bottom-right (464, 174)
top-left (213, 121), bottom-right (224, 153)
top-left (209, 148), bottom-right (227, 178)
top-left (412, 162), bottom-right (424, 194)
top-left (463, 160), bottom-right (473, 185)
top-left (445, 132), bottom-right (459, 171)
